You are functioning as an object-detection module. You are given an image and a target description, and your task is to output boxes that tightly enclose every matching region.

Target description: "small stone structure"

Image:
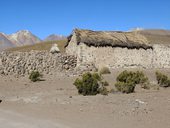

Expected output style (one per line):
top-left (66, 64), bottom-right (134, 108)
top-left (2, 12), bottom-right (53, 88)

top-left (50, 44), bottom-right (60, 54)
top-left (66, 29), bottom-right (170, 69)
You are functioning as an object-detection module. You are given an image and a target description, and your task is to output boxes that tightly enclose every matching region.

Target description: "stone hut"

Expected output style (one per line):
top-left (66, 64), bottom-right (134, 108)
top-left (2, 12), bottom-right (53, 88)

top-left (66, 29), bottom-right (170, 69)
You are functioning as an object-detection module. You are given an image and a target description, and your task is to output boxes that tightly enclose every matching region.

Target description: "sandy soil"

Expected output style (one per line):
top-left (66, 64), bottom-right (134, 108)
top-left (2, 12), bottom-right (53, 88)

top-left (0, 69), bottom-right (170, 128)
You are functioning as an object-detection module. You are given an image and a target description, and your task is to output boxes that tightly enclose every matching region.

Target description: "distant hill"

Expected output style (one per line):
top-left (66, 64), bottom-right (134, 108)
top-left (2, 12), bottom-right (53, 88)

top-left (137, 29), bottom-right (170, 45)
top-left (139, 29), bottom-right (170, 36)
top-left (44, 34), bottom-right (66, 41)
top-left (7, 40), bottom-right (67, 53)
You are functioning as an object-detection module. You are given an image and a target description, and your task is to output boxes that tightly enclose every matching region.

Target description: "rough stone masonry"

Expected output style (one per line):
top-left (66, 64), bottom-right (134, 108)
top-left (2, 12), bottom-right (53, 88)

top-left (0, 51), bottom-right (77, 76)
top-left (67, 43), bottom-right (170, 69)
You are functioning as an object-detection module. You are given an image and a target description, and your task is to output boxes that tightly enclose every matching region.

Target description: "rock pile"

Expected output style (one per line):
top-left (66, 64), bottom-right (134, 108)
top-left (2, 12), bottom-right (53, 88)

top-left (0, 51), bottom-right (77, 76)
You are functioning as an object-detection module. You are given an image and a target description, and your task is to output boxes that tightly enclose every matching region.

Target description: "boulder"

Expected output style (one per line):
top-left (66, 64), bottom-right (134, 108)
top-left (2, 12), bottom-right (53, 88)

top-left (50, 44), bottom-right (60, 54)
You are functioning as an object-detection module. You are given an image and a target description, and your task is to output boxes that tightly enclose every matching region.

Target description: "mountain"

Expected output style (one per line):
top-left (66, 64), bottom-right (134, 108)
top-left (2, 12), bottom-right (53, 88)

top-left (44, 34), bottom-right (66, 41)
top-left (0, 33), bottom-right (15, 51)
top-left (8, 30), bottom-right (41, 46)
top-left (0, 30), bottom-right (41, 51)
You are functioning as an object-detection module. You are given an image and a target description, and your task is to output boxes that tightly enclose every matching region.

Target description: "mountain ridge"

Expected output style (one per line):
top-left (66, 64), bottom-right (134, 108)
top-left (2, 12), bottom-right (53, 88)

top-left (44, 34), bottom-right (66, 41)
top-left (0, 30), bottom-right (66, 51)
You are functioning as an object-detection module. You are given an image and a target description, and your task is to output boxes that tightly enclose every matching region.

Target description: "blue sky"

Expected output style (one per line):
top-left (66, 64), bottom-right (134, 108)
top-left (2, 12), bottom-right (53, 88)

top-left (0, 0), bottom-right (170, 39)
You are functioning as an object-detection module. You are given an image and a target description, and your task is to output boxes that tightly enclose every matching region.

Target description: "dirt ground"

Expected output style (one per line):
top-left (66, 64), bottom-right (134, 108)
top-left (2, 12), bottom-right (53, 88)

top-left (0, 69), bottom-right (170, 128)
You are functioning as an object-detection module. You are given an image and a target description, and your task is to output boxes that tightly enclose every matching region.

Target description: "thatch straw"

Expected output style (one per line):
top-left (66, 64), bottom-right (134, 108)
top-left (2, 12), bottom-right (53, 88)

top-left (66, 29), bottom-right (152, 49)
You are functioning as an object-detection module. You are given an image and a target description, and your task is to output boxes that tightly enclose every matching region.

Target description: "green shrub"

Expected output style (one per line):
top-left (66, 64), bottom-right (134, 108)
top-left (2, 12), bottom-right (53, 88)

top-left (115, 70), bottom-right (149, 93)
top-left (109, 88), bottom-right (116, 93)
top-left (74, 72), bottom-right (100, 95)
top-left (141, 82), bottom-right (151, 90)
top-left (101, 81), bottom-right (109, 86)
top-left (166, 79), bottom-right (170, 87)
top-left (116, 70), bottom-right (148, 84)
top-left (99, 67), bottom-right (111, 75)
top-left (98, 87), bottom-right (108, 95)
top-left (74, 72), bottom-right (109, 96)
top-left (92, 72), bottom-right (102, 81)
top-left (155, 71), bottom-right (170, 87)
top-left (145, 83), bottom-right (160, 90)
top-left (115, 81), bottom-right (135, 93)
top-left (29, 71), bottom-right (42, 82)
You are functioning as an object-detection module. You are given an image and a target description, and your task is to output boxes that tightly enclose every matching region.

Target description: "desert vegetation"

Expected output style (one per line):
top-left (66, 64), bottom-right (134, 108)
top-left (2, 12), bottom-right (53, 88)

top-left (29, 71), bottom-right (43, 82)
top-left (74, 70), bottom-right (152, 95)
top-left (155, 71), bottom-right (170, 87)
top-left (115, 70), bottom-right (149, 93)
top-left (73, 70), bottom-right (170, 95)
top-left (74, 72), bottom-right (108, 96)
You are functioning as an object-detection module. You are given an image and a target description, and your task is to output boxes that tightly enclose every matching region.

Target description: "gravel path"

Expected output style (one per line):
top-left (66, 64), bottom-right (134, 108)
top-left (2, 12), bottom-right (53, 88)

top-left (0, 109), bottom-right (70, 128)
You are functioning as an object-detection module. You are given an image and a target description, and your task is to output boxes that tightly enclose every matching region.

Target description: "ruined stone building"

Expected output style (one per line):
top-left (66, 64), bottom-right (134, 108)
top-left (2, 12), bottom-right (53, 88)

top-left (66, 29), bottom-right (170, 69)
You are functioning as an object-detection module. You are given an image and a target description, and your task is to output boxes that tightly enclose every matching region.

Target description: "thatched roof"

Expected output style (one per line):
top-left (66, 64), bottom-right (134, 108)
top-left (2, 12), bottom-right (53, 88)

top-left (66, 29), bottom-right (152, 49)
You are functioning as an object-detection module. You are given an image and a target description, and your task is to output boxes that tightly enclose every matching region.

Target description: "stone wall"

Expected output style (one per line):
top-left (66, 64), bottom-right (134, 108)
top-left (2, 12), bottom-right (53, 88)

top-left (0, 51), bottom-right (77, 76)
top-left (66, 40), bottom-right (170, 69)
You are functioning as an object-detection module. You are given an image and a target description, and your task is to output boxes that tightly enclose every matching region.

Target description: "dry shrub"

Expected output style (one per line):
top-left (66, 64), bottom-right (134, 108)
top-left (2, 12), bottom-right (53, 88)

top-left (99, 67), bottom-right (111, 75)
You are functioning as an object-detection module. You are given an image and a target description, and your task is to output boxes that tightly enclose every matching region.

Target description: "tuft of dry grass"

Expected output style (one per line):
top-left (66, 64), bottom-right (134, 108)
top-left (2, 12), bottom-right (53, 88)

top-left (99, 67), bottom-right (111, 75)
top-left (6, 40), bottom-right (67, 53)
